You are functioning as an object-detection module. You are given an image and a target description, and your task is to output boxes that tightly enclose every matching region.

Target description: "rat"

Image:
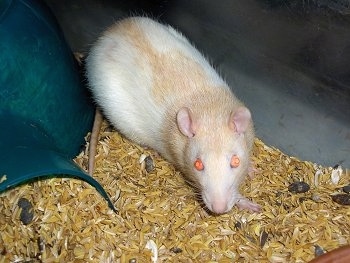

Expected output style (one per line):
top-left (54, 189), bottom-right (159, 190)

top-left (86, 16), bottom-right (261, 214)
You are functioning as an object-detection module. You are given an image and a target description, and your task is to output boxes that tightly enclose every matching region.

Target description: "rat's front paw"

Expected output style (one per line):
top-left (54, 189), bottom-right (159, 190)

top-left (236, 198), bottom-right (261, 212)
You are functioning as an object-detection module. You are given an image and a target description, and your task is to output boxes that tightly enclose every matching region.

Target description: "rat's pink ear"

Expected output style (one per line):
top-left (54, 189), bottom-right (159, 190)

top-left (229, 106), bottom-right (251, 133)
top-left (177, 107), bottom-right (196, 138)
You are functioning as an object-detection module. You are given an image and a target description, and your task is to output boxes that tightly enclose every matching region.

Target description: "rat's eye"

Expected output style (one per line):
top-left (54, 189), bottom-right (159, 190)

top-left (194, 158), bottom-right (204, 171)
top-left (230, 155), bottom-right (240, 168)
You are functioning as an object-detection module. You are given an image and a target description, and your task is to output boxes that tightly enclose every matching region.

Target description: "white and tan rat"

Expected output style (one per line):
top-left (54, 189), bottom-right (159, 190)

top-left (86, 17), bottom-right (261, 214)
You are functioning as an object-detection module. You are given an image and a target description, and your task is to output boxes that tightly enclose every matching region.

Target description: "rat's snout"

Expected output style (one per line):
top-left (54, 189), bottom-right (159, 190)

top-left (203, 192), bottom-right (230, 214)
top-left (201, 173), bottom-right (234, 214)
top-left (200, 162), bottom-right (238, 214)
top-left (210, 200), bottom-right (228, 214)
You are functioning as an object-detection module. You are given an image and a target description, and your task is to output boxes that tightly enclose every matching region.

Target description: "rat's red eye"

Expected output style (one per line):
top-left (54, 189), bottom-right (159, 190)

top-left (230, 155), bottom-right (240, 168)
top-left (194, 158), bottom-right (204, 171)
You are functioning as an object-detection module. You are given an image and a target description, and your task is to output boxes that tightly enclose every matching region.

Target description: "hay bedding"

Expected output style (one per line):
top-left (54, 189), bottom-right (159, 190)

top-left (0, 120), bottom-right (349, 263)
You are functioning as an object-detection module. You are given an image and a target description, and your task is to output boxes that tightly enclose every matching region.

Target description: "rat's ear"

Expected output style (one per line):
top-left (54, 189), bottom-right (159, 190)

top-left (177, 107), bottom-right (196, 138)
top-left (229, 106), bottom-right (251, 133)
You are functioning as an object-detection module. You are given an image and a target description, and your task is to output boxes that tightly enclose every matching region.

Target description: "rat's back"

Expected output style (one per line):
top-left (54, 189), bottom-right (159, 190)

top-left (86, 16), bottom-right (228, 149)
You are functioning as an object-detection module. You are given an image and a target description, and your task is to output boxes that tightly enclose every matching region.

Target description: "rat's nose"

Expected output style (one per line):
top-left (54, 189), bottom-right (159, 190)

top-left (211, 201), bottom-right (228, 214)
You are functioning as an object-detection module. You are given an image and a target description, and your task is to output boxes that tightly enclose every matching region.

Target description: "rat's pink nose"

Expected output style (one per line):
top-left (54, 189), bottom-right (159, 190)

top-left (211, 201), bottom-right (228, 214)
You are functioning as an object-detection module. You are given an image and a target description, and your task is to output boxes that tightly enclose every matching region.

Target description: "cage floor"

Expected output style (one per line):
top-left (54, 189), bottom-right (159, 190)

top-left (1, 121), bottom-right (349, 262)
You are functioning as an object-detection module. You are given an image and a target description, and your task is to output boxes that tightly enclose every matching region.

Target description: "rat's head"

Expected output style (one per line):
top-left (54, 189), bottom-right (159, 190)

top-left (176, 106), bottom-right (253, 214)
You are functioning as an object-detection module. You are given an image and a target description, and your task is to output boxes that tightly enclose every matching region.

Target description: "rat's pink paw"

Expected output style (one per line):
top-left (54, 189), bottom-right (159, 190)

top-left (236, 198), bottom-right (261, 212)
top-left (248, 160), bottom-right (261, 179)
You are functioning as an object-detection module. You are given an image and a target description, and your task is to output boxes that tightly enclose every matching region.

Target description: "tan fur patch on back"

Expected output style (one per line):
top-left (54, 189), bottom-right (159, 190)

top-left (113, 18), bottom-right (214, 105)
top-left (151, 51), bottom-right (212, 104)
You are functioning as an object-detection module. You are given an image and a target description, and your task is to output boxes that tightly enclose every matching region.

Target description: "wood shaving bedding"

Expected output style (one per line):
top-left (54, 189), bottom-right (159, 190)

top-left (0, 120), bottom-right (349, 262)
